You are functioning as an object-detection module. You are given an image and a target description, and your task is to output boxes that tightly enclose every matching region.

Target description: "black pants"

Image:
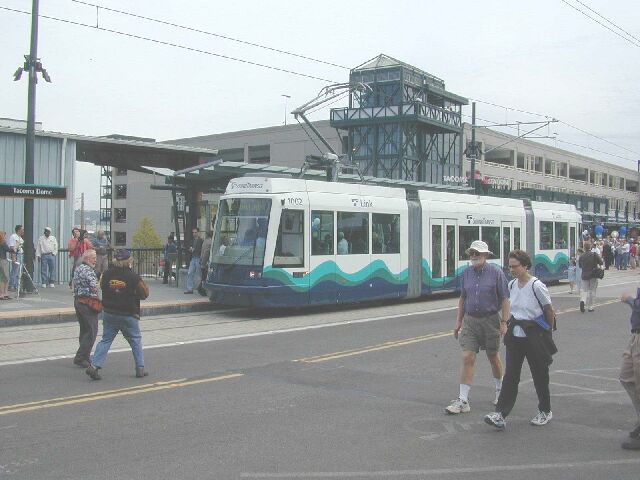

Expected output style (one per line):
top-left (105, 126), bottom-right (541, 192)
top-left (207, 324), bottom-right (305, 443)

top-left (163, 260), bottom-right (173, 283)
top-left (497, 335), bottom-right (551, 416)
top-left (73, 300), bottom-right (99, 362)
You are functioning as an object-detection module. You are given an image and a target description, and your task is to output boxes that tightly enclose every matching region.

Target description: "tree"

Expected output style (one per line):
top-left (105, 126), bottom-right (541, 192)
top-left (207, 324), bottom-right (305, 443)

top-left (132, 217), bottom-right (162, 248)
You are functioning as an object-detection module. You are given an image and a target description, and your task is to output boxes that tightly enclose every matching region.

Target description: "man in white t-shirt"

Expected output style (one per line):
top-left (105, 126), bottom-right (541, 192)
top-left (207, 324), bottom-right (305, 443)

top-left (7, 224), bottom-right (24, 291)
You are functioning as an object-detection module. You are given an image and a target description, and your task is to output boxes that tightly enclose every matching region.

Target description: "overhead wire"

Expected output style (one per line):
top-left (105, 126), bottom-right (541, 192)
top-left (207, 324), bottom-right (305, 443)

top-left (558, 0), bottom-right (640, 47)
top-left (0, 5), bottom-right (340, 84)
top-left (571, 0), bottom-right (640, 44)
top-left (69, 0), bottom-right (351, 70)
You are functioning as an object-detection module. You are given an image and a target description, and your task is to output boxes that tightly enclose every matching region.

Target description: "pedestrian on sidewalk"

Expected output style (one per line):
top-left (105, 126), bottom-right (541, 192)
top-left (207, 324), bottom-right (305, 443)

top-left (184, 228), bottom-right (203, 294)
top-left (72, 250), bottom-right (100, 368)
top-left (578, 241), bottom-right (603, 313)
top-left (68, 228), bottom-right (93, 287)
top-left (86, 249), bottom-right (149, 380)
top-left (0, 231), bottom-right (11, 300)
top-left (445, 240), bottom-right (509, 415)
top-left (484, 250), bottom-right (557, 430)
top-left (92, 229), bottom-right (110, 278)
top-left (7, 225), bottom-right (24, 292)
top-left (162, 235), bottom-right (177, 284)
top-left (35, 227), bottom-right (58, 288)
top-left (197, 230), bottom-right (213, 296)
top-left (619, 289), bottom-right (640, 450)
top-left (567, 257), bottom-right (577, 294)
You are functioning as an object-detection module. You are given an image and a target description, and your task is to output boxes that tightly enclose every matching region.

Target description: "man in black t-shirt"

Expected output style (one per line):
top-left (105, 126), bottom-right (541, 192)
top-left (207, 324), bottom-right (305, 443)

top-left (578, 241), bottom-right (603, 313)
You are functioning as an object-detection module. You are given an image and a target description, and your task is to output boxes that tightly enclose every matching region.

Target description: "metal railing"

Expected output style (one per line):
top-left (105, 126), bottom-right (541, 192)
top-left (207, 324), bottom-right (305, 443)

top-left (34, 248), bottom-right (182, 285)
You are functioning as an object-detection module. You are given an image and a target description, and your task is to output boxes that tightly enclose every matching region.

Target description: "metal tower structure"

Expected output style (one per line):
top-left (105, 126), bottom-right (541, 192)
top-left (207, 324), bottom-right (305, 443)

top-left (99, 165), bottom-right (112, 238)
top-left (330, 54), bottom-right (468, 183)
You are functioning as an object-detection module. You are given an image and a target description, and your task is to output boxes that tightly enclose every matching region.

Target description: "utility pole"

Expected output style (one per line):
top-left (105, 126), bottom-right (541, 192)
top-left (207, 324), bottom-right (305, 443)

top-left (281, 94), bottom-right (290, 125)
top-left (13, 0), bottom-right (51, 292)
top-left (80, 193), bottom-right (85, 231)
top-left (469, 101), bottom-right (477, 190)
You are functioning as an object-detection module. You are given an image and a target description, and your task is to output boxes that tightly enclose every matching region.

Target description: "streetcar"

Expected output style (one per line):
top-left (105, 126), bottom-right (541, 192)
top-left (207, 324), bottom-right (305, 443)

top-left (205, 177), bottom-right (581, 307)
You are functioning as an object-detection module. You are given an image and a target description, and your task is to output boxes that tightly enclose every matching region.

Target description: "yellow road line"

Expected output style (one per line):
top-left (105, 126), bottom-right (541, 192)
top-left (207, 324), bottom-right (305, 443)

top-left (0, 373), bottom-right (243, 416)
top-left (294, 331), bottom-right (452, 363)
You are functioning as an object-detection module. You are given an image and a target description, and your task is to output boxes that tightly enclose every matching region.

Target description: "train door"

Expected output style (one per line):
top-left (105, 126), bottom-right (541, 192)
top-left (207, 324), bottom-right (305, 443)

top-left (336, 210), bottom-right (371, 303)
top-left (272, 208), bottom-right (310, 305)
top-left (570, 225), bottom-right (577, 257)
top-left (430, 219), bottom-right (457, 290)
top-left (501, 222), bottom-right (522, 269)
top-left (309, 210), bottom-right (337, 305)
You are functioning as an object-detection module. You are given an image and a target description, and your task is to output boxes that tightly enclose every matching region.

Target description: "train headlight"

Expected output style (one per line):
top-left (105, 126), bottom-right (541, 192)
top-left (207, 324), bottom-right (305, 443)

top-left (248, 271), bottom-right (262, 279)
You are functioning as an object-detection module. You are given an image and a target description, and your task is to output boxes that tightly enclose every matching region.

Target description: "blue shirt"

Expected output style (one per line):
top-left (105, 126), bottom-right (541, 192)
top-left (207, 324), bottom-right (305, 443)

top-left (461, 262), bottom-right (509, 317)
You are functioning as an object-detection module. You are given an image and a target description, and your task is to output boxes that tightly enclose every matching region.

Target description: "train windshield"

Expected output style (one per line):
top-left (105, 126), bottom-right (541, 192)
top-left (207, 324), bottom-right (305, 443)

top-left (211, 198), bottom-right (272, 265)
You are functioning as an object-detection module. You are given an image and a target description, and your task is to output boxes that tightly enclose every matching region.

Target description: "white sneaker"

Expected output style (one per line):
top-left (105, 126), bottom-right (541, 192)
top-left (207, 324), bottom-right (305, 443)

top-left (445, 398), bottom-right (470, 414)
top-left (493, 389), bottom-right (501, 406)
top-left (484, 412), bottom-right (506, 429)
top-left (48, 284), bottom-right (55, 288)
top-left (530, 410), bottom-right (552, 426)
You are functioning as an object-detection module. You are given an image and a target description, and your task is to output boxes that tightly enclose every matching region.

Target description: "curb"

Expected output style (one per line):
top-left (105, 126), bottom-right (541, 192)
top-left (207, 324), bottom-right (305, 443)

top-left (0, 300), bottom-right (216, 328)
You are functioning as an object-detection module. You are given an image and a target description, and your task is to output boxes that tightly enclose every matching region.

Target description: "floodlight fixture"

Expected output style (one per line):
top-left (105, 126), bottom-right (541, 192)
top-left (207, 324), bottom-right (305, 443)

top-left (13, 67), bottom-right (24, 81)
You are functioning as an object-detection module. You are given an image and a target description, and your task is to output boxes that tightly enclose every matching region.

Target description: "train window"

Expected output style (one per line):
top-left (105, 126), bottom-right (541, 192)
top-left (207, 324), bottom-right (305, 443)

top-left (482, 226), bottom-right (500, 259)
top-left (432, 225), bottom-right (442, 278)
top-left (372, 213), bottom-right (400, 254)
top-left (459, 226), bottom-right (479, 260)
top-left (570, 226), bottom-right (576, 256)
top-left (554, 222), bottom-right (568, 249)
top-left (539, 221), bottom-right (554, 250)
top-left (446, 225), bottom-right (456, 277)
top-left (503, 228), bottom-right (511, 268)
top-left (273, 210), bottom-right (304, 267)
top-left (514, 227), bottom-right (521, 250)
top-left (311, 210), bottom-right (334, 255)
top-left (337, 212), bottom-right (369, 255)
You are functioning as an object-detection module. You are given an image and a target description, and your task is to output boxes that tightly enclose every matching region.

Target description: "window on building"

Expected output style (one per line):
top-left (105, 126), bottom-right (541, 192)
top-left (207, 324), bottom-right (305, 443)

top-left (517, 153), bottom-right (525, 169)
top-left (533, 156), bottom-right (543, 173)
top-left (114, 208), bottom-right (127, 223)
top-left (114, 232), bottom-right (126, 246)
top-left (569, 166), bottom-right (588, 182)
top-left (219, 148), bottom-right (244, 162)
top-left (372, 213), bottom-right (400, 254)
top-left (248, 145), bottom-right (270, 164)
top-left (116, 167), bottom-right (127, 176)
top-left (484, 147), bottom-right (514, 168)
top-left (311, 210), bottom-right (334, 255)
top-left (115, 184), bottom-right (127, 199)
top-left (337, 212), bottom-right (369, 255)
top-left (273, 210), bottom-right (304, 267)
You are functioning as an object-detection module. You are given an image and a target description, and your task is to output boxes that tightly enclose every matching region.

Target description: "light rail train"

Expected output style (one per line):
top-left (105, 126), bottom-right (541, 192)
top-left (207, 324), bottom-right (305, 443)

top-left (205, 177), bottom-right (581, 307)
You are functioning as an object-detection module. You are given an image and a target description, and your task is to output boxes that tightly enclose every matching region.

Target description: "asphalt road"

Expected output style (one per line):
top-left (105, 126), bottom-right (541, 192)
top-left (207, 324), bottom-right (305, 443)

top-left (1, 276), bottom-right (640, 479)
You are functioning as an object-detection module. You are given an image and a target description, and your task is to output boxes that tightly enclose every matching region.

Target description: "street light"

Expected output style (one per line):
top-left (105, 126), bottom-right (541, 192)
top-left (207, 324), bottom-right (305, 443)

top-left (281, 94), bottom-right (291, 125)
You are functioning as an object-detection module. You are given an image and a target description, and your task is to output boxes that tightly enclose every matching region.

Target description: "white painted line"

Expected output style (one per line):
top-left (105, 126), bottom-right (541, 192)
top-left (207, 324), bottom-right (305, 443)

top-left (555, 370), bottom-right (620, 382)
top-left (549, 381), bottom-right (606, 393)
top-left (240, 458), bottom-right (640, 478)
top-left (552, 390), bottom-right (625, 397)
top-left (0, 306), bottom-right (458, 367)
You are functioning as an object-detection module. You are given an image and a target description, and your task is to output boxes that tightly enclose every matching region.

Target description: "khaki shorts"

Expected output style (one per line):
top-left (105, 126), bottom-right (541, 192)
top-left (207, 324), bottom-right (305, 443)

top-left (459, 312), bottom-right (501, 355)
top-left (620, 334), bottom-right (640, 395)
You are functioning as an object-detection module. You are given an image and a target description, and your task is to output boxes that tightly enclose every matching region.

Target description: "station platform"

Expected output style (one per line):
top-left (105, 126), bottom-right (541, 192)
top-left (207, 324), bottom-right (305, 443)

top-left (0, 278), bottom-right (214, 327)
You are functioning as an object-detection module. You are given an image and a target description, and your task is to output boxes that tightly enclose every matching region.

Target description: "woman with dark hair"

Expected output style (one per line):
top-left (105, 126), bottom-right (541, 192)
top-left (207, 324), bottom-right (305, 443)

top-left (0, 231), bottom-right (11, 299)
top-left (484, 249), bottom-right (557, 430)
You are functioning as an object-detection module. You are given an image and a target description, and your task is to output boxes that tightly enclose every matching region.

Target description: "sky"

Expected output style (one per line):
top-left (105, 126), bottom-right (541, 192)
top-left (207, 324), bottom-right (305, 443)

top-left (1, 0), bottom-right (639, 209)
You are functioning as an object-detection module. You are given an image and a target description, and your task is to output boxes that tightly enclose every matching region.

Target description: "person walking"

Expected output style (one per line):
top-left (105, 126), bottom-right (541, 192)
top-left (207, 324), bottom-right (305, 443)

top-left (184, 228), bottom-right (203, 294)
top-left (578, 241), bottom-right (603, 313)
top-left (619, 289), bottom-right (640, 450)
top-left (603, 240), bottom-right (613, 270)
top-left (35, 227), bottom-right (58, 288)
top-left (0, 231), bottom-right (11, 300)
top-left (86, 249), bottom-right (149, 380)
top-left (445, 240), bottom-right (509, 415)
top-left (162, 235), bottom-right (177, 284)
top-left (197, 231), bottom-right (213, 296)
top-left (7, 225), bottom-right (24, 291)
top-left (92, 229), bottom-right (110, 277)
top-left (72, 250), bottom-right (100, 368)
top-left (484, 250), bottom-right (557, 430)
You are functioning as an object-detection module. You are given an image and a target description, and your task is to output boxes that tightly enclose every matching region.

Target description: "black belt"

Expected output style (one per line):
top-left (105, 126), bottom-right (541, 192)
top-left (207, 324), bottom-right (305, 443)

top-left (632, 329), bottom-right (640, 334)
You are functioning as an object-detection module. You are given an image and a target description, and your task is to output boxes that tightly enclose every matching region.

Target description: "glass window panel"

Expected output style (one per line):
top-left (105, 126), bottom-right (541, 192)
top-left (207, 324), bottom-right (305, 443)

top-left (311, 210), bottom-right (334, 255)
top-left (503, 227), bottom-right (511, 268)
top-left (372, 213), bottom-right (400, 254)
top-left (273, 210), bottom-right (304, 267)
top-left (337, 212), bottom-right (369, 255)
top-left (446, 225), bottom-right (456, 277)
top-left (458, 226), bottom-right (479, 260)
top-left (432, 225), bottom-right (442, 279)
top-left (554, 222), bottom-right (568, 249)
top-left (514, 227), bottom-right (521, 250)
top-left (540, 221), bottom-right (554, 250)
top-left (482, 226), bottom-right (501, 259)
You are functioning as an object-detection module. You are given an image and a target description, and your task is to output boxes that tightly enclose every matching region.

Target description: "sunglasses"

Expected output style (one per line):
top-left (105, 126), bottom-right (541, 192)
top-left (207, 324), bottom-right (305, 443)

top-left (468, 250), bottom-right (481, 256)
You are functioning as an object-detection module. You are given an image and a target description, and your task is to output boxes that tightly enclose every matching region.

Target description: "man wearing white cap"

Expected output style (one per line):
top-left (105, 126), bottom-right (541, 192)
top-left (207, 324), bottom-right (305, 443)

top-left (35, 227), bottom-right (58, 288)
top-left (445, 240), bottom-right (509, 414)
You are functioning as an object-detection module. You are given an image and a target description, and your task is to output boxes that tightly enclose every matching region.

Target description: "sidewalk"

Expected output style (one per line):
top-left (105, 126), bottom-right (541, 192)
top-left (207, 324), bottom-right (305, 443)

top-left (0, 278), bottom-right (214, 327)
